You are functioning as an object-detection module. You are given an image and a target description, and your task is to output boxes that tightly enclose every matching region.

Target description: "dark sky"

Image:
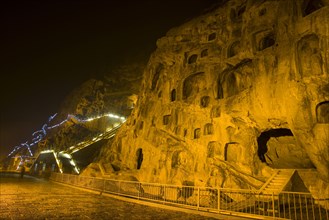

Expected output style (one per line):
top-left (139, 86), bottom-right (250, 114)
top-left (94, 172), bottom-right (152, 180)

top-left (0, 0), bottom-right (219, 158)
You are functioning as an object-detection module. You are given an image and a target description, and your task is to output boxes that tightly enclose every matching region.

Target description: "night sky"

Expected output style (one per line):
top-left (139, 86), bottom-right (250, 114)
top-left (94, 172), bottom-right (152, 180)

top-left (0, 0), bottom-right (219, 158)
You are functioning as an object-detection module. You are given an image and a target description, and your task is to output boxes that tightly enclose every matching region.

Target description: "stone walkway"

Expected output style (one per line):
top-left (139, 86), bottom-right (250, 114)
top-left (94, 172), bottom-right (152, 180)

top-left (0, 173), bottom-right (235, 220)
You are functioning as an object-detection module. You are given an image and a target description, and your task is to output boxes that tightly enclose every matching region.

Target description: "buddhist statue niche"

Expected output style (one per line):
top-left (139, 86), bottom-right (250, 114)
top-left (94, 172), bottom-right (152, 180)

top-left (297, 34), bottom-right (323, 78)
top-left (218, 60), bottom-right (253, 99)
top-left (227, 41), bottom-right (241, 58)
top-left (316, 101), bottom-right (329, 123)
top-left (182, 72), bottom-right (206, 101)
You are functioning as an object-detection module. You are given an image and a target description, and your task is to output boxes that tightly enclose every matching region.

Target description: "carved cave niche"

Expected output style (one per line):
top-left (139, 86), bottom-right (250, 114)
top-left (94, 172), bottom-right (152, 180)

top-left (200, 96), bottom-right (210, 108)
top-left (163, 115), bottom-right (171, 125)
top-left (230, 4), bottom-right (246, 23)
top-left (171, 89), bottom-right (176, 102)
top-left (194, 128), bottom-right (201, 139)
top-left (139, 121), bottom-right (144, 130)
top-left (224, 142), bottom-right (242, 162)
top-left (151, 116), bottom-right (156, 126)
top-left (258, 34), bottom-right (275, 51)
top-left (201, 49), bottom-right (208, 58)
top-left (188, 54), bottom-right (198, 64)
top-left (297, 34), bottom-right (323, 78)
top-left (227, 41), bottom-right (240, 58)
top-left (207, 141), bottom-right (221, 158)
top-left (208, 33), bottom-right (217, 41)
top-left (183, 72), bottom-right (206, 101)
top-left (151, 63), bottom-right (164, 91)
top-left (316, 101), bottom-right (329, 123)
top-left (204, 123), bottom-right (214, 135)
top-left (302, 0), bottom-right (325, 17)
top-left (217, 60), bottom-right (253, 99)
top-left (224, 71), bottom-right (239, 97)
top-left (253, 30), bottom-right (276, 52)
top-left (136, 148), bottom-right (143, 170)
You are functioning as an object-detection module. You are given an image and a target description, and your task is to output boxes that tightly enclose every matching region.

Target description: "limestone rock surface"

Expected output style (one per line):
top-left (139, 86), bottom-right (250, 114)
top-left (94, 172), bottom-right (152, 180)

top-left (97, 0), bottom-right (329, 193)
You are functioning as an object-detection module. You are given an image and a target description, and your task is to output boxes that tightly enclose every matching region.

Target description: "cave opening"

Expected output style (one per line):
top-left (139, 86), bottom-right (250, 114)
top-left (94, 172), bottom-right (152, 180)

top-left (257, 128), bottom-right (293, 163)
top-left (257, 128), bottom-right (315, 169)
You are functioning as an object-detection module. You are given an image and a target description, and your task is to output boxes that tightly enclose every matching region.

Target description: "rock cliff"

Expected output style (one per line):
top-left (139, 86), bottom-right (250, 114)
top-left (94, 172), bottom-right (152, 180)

top-left (96, 0), bottom-right (329, 194)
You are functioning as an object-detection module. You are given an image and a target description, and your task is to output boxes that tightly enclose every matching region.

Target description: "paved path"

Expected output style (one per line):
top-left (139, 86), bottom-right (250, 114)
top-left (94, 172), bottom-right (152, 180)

top-left (0, 173), bottom-right (228, 220)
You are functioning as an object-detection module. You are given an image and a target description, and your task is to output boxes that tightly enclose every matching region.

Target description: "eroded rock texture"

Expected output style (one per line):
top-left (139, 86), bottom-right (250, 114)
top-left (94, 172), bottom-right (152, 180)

top-left (98, 0), bottom-right (329, 192)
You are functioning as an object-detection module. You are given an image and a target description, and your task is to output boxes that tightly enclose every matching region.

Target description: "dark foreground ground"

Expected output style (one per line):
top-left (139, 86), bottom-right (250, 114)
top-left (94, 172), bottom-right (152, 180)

top-left (0, 173), bottom-right (240, 220)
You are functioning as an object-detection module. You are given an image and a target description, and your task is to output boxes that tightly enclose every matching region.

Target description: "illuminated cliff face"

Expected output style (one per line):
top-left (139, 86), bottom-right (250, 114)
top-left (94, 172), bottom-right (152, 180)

top-left (100, 0), bottom-right (329, 189)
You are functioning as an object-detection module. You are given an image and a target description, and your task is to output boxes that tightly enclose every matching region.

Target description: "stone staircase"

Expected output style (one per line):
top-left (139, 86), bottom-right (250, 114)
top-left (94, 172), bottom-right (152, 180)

top-left (258, 169), bottom-right (296, 193)
top-left (223, 169), bottom-right (296, 212)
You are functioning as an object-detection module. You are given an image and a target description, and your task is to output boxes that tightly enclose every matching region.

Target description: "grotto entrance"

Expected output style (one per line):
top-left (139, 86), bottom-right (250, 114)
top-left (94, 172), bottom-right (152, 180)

top-left (257, 128), bottom-right (315, 169)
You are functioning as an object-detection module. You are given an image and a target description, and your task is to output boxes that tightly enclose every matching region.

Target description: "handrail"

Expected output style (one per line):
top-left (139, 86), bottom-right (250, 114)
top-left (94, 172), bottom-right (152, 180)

top-left (50, 172), bottom-right (329, 220)
top-left (258, 169), bottom-right (280, 192)
top-left (63, 123), bottom-right (122, 155)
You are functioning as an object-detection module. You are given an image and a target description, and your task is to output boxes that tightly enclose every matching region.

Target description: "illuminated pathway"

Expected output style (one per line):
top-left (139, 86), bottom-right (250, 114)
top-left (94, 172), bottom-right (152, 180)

top-left (7, 112), bottom-right (126, 158)
top-left (8, 112), bottom-right (125, 173)
top-left (0, 173), bottom-right (235, 220)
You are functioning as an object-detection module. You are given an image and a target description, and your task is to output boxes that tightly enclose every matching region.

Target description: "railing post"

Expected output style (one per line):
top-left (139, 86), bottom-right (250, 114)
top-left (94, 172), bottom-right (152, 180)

top-left (163, 185), bottom-right (166, 204)
top-left (138, 182), bottom-right (140, 199)
top-left (103, 178), bottom-right (106, 193)
top-left (272, 192), bottom-right (275, 218)
top-left (197, 187), bottom-right (200, 210)
top-left (218, 188), bottom-right (221, 213)
top-left (118, 181), bottom-right (121, 194)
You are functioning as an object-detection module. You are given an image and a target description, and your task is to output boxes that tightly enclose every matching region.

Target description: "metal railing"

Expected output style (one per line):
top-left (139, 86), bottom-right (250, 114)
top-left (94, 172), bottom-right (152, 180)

top-left (50, 172), bottom-right (328, 220)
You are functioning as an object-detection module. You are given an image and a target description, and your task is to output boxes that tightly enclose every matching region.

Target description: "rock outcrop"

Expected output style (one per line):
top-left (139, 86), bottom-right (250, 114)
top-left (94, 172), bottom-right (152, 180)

top-left (97, 0), bottom-right (329, 194)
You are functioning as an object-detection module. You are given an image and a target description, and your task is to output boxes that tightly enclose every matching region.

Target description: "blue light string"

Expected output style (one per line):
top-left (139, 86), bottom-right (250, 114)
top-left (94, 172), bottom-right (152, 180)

top-left (7, 112), bottom-right (125, 157)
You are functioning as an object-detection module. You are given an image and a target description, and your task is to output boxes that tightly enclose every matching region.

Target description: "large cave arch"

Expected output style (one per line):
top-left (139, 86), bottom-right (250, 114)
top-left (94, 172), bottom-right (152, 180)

top-left (182, 72), bottom-right (206, 100)
top-left (257, 128), bottom-right (315, 169)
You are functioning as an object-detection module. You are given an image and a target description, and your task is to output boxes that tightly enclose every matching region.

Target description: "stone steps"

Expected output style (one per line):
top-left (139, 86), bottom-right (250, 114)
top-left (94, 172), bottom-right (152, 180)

top-left (259, 169), bottom-right (295, 193)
